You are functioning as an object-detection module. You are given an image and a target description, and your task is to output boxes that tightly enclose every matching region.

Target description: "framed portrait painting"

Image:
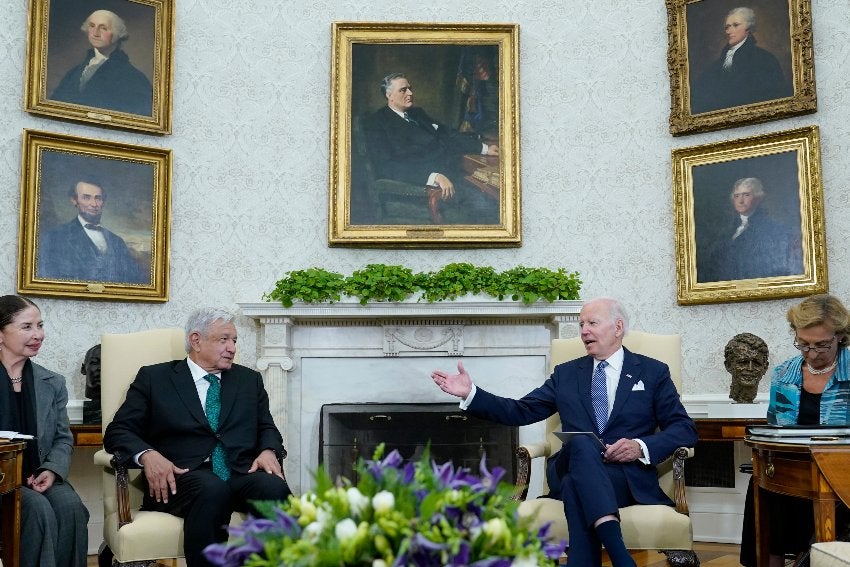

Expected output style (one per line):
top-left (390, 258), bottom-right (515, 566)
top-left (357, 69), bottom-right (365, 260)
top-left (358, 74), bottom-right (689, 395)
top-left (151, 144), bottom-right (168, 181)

top-left (672, 126), bottom-right (827, 305)
top-left (666, 0), bottom-right (816, 136)
top-left (24, 0), bottom-right (175, 134)
top-left (17, 130), bottom-right (172, 302)
top-left (328, 22), bottom-right (521, 248)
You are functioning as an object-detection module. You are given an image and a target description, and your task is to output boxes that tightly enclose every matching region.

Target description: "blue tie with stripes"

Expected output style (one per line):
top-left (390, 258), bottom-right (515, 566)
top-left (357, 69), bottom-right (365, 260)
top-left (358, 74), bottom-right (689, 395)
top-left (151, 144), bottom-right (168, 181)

top-left (591, 360), bottom-right (608, 433)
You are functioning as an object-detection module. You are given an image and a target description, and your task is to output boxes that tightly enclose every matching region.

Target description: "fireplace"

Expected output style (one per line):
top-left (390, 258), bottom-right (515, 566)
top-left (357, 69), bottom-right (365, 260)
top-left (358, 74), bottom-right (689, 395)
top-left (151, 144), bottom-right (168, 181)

top-left (320, 402), bottom-right (518, 483)
top-left (238, 299), bottom-right (582, 494)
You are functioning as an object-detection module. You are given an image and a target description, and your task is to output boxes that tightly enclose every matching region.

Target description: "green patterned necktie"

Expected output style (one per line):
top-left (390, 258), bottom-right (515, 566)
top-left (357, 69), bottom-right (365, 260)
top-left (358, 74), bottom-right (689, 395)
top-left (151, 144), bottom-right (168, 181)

top-left (203, 374), bottom-right (230, 481)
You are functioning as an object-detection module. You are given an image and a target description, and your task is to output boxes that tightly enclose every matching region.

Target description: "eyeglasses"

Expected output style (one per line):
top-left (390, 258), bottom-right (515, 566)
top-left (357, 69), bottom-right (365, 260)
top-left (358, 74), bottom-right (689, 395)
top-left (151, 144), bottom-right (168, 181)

top-left (793, 335), bottom-right (837, 353)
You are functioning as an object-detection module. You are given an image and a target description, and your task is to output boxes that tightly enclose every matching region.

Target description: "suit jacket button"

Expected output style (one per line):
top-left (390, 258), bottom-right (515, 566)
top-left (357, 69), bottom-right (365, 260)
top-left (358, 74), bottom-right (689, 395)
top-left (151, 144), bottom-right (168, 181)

top-left (215, 433), bottom-right (222, 439)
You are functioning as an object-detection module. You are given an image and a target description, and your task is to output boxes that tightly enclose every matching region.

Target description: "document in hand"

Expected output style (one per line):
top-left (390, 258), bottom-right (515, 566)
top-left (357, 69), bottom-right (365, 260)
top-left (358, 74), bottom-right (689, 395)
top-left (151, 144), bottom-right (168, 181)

top-left (554, 431), bottom-right (607, 451)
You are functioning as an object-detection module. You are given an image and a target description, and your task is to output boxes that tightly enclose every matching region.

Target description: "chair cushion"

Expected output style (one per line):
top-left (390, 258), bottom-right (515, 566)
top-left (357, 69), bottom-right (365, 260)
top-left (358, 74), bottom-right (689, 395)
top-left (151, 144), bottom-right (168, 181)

top-left (106, 510), bottom-right (246, 562)
top-left (518, 498), bottom-right (693, 550)
top-left (811, 542), bottom-right (850, 567)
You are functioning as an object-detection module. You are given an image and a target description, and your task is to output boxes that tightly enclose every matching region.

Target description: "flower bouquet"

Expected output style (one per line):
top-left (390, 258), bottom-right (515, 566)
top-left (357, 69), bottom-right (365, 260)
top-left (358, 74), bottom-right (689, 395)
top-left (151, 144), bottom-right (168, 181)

top-left (204, 445), bottom-right (565, 566)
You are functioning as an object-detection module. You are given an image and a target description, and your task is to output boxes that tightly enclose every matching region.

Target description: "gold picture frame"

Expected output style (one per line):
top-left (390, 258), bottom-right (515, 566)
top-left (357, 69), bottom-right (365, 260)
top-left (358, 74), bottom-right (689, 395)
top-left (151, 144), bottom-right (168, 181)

top-left (17, 129), bottom-right (172, 302)
top-left (328, 22), bottom-right (521, 248)
top-left (672, 126), bottom-right (827, 305)
top-left (24, 0), bottom-right (175, 134)
top-left (666, 0), bottom-right (816, 136)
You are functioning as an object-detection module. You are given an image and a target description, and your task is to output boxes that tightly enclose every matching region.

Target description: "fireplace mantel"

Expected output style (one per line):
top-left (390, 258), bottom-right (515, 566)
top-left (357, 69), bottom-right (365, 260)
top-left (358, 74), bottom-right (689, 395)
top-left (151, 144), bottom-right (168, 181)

top-left (238, 300), bottom-right (583, 493)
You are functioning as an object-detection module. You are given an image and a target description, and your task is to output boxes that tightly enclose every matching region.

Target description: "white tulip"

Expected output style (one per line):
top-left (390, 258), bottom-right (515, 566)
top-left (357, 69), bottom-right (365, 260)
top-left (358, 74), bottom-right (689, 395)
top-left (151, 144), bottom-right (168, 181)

top-left (335, 518), bottom-right (358, 541)
top-left (347, 487), bottom-right (370, 516)
top-left (372, 490), bottom-right (395, 514)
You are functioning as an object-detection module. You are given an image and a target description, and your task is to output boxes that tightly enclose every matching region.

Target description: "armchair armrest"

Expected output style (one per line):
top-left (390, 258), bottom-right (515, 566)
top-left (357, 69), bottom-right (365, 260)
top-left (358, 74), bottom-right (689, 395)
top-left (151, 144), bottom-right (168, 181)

top-left (671, 446), bottom-right (693, 515)
top-left (513, 440), bottom-right (553, 501)
top-left (94, 448), bottom-right (134, 527)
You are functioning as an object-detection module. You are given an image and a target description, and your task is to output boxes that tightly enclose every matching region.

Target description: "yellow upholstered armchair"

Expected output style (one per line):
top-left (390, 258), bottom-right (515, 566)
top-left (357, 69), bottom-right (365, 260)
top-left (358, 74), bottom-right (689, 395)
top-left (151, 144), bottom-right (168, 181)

top-left (94, 328), bottom-right (258, 566)
top-left (514, 332), bottom-right (698, 567)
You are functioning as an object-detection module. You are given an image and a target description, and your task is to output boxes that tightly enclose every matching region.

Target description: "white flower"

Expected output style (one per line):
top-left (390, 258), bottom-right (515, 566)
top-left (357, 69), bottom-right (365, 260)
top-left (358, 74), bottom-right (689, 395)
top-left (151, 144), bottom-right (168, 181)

top-left (347, 487), bottom-right (370, 516)
top-left (372, 561), bottom-right (388, 567)
top-left (334, 518), bottom-right (358, 541)
top-left (303, 521), bottom-right (323, 542)
top-left (483, 517), bottom-right (508, 544)
top-left (372, 490), bottom-right (395, 514)
top-left (511, 556), bottom-right (539, 567)
top-left (316, 504), bottom-right (333, 528)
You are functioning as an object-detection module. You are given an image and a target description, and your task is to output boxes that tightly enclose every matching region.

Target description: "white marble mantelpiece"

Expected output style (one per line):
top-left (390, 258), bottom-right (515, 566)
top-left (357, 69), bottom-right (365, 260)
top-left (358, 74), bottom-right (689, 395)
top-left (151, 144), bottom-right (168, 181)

top-left (238, 300), bottom-right (583, 493)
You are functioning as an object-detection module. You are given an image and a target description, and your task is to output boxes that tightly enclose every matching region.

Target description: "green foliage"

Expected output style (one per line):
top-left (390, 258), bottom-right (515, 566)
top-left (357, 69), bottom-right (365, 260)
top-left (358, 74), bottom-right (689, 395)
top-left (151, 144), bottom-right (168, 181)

top-left (344, 264), bottom-right (419, 305)
top-left (262, 268), bottom-right (345, 307)
top-left (418, 263), bottom-right (499, 302)
top-left (265, 263), bottom-right (582, 306)
top-left (495, 266), bottom-right (583, 304)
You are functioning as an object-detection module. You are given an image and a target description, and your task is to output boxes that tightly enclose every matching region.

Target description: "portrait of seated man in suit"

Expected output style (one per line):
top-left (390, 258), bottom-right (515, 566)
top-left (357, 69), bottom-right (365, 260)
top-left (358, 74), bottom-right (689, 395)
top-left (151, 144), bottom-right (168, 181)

top-left (50, 9), bottom-right (153, 116)
top-left (37, 177), bottom-right (147, 284)
top-left (690, 6), bottom-right (792, 114)
top-left (361, 72), bottom-right (500, 224)
top-left (104, 308), bottom-right (291, 567)
top-left (699, 177), bottom-right (803, 283)
top-left (431, 298), bottom-right (697, 567)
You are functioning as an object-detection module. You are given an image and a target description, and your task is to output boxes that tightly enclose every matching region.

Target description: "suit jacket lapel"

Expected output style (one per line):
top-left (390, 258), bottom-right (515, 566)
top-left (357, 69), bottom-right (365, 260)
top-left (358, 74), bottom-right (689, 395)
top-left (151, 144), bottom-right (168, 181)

top-left (577, 356), bottom-right (597, 427)
top-left (610, 347), bottom-right (642, 424)
top-left (171, 360), bottom-right (209, 427)
top-left (218, 369), bottom-right (238, 425)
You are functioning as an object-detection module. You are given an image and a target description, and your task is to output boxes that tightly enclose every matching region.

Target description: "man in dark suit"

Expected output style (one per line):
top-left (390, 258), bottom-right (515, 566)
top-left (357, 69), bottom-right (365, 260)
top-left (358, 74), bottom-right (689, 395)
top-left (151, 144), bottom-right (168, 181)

top-left (699, 177), bottom-right (802, 283)
top-left (37, 178), bottom-right (146, 284)
top-left (104, 308), bottom-right (291, 567)
top-left (362, 72), bottom-right (500, 224)
top-left (431, 298), bottom-right (697, 567)
top-left (690, 6), bottom-right (791, 114)
top-left (51, 9), bottom-right (153, 116)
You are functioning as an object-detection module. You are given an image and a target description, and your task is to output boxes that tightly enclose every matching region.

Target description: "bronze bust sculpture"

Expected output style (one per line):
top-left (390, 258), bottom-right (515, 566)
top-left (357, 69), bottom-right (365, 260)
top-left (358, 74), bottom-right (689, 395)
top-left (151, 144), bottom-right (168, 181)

top-left (82, 343), bottom-right (102, 424)
top-left (724, 332), bottom-right (769, 403)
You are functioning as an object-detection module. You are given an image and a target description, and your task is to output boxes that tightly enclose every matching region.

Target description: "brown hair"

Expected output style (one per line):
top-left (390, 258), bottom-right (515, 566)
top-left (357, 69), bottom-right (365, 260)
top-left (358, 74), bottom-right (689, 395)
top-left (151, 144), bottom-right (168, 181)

top-left (0, 295), bottom-right (39, 331)
top-left (787, 294), bottom-right (850, 347)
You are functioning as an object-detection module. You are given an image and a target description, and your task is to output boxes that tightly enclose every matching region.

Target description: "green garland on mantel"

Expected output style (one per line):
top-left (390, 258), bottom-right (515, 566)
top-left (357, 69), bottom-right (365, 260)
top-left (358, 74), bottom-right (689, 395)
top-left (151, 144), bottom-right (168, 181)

top-left (263, 263), bottom-right (582, 307)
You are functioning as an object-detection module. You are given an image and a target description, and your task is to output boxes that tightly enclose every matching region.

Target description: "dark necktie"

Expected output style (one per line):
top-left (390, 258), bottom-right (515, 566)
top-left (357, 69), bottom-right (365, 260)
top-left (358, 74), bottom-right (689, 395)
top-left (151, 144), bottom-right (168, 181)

top-left (203, 374), bottom-right (230, 481)
top-left (591, 360), bottom-right (609, 433)
top-left (403, 112), bottom-right (419, 126)
top-left (85, 223), bottom-right (103, 231)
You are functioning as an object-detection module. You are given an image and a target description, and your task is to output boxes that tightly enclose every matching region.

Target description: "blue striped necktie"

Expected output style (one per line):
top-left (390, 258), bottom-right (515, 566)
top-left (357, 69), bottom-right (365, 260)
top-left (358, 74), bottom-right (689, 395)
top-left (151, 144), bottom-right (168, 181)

top-left (591, 360), bottom-right (609, 433)
top-left (203, 374), bottom-right (230, 481)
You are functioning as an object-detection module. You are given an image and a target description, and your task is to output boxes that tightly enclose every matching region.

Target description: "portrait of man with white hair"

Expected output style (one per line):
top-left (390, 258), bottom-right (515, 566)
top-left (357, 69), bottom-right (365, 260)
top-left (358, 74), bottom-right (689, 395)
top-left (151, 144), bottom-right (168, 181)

top-left (50, 8), bottom-right (153, 116)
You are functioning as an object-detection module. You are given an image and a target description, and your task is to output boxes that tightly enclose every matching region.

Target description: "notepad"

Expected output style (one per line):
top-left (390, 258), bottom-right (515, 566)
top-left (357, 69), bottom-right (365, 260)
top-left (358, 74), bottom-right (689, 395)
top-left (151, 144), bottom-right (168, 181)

top-left (553, 431), bottom-right (607, 451)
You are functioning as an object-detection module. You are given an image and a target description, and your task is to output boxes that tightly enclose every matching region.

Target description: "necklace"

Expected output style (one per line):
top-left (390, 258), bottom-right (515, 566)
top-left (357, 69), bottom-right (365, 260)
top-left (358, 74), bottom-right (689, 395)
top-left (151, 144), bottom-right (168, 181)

top-left (806, 360), bottom-right (837, 375)
top-left (9, 376), bottom-right (22, 384)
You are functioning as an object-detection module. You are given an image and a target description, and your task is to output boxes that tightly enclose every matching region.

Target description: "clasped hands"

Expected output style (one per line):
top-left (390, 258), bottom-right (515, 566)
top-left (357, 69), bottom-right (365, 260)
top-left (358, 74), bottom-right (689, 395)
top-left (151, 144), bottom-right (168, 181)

top-left (140, 448), bottom-right (284, 503)
top-left (27, 469), bottom-right (56, 493)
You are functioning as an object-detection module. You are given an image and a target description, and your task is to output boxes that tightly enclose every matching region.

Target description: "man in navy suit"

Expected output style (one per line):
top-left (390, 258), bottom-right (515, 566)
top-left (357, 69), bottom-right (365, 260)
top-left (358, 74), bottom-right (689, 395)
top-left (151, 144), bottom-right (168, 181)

top-left (431, 298), bottom-right (697, 567)
top-left (362, 72), bottom-right (500, 224)
top-left (104, 308), bottom-right (291, 567)
top-left (38, 178), bottom-right (146, 284)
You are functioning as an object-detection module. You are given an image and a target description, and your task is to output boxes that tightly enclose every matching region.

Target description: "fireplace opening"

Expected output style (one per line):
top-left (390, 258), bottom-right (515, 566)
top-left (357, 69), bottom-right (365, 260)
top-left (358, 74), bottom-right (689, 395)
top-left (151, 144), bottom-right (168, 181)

top-left (319, 403), bottom-right (518, 484)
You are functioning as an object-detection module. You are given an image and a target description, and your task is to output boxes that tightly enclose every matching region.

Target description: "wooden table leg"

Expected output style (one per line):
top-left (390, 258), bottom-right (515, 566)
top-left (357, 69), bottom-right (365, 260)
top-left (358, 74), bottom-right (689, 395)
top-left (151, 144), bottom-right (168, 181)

top-left (752, 453), bottom-right (769, 567)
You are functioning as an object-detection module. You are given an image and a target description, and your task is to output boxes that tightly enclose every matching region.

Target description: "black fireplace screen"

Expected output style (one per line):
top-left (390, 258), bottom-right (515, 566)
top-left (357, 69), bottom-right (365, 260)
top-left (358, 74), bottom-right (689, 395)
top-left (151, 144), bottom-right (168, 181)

top-left (320, 402), bottom-right (518, 484)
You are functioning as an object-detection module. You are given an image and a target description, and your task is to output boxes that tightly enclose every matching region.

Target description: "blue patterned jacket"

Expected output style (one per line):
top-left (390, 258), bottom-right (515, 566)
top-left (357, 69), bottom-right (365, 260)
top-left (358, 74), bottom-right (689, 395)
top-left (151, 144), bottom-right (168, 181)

top-left (767, 348), bottom-right (850, 425)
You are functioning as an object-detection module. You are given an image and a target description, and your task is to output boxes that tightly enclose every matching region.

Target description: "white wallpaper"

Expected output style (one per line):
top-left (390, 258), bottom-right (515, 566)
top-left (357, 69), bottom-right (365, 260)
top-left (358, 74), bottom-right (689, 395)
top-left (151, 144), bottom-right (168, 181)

top-left (0, 0), bottom-right (848, 401)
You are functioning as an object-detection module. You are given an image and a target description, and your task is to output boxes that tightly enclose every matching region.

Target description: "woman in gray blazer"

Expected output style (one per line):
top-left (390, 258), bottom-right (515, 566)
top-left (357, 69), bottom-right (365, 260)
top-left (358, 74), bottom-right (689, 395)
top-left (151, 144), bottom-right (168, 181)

top-left (0, 295), bottom-right (88, 567)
